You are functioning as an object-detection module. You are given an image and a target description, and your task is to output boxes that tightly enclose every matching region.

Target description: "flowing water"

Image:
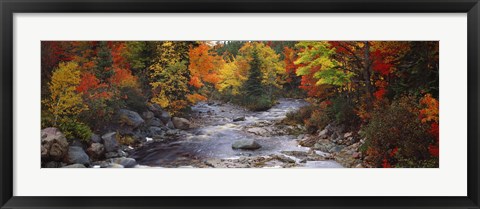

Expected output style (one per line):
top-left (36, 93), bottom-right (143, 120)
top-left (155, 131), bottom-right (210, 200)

top-left (131, 98), bottom-right (343, 168)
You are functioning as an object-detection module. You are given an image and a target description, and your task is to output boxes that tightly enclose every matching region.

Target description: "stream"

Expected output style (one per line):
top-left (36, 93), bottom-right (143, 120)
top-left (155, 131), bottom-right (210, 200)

top-left (131, 98), bottom-right (343, 168)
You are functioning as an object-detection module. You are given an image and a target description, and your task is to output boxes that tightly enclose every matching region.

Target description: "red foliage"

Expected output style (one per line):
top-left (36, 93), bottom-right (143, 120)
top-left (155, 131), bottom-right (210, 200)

top-left (382, 157), bottom-right (392, 168)
top-left (374, 88), bottom-right (387, 100)
top-left (428, 144), bottom-right (439, 157)
top-left (389, 147), bottom-right (399, 157)
top-left (371, 50), bottom-right (393, 76)
top-left (76, 72), bottom-right (101, 94)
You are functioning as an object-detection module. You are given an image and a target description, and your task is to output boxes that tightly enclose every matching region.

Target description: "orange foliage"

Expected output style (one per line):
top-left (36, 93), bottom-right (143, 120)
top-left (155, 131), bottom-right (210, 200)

top-left (109, 68), bottom-right (138, 88)
top-left (187, 93), bottom-right (208, 103)
top-left (188, 43), bottom-right (223, 89)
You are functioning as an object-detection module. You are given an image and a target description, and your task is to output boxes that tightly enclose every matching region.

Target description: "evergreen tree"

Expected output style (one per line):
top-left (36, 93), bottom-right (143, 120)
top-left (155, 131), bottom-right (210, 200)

top-left (95, 41), bottom-right (114, 82)
top-left (243, 49), bottom-right (263, 98)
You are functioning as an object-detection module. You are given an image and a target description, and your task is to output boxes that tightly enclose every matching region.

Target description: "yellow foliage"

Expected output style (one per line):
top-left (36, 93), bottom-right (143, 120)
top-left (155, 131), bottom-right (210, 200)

top-left (47, 62), bottom-right (87, 125)
top-left (217, 59), bottom-right (245, 95)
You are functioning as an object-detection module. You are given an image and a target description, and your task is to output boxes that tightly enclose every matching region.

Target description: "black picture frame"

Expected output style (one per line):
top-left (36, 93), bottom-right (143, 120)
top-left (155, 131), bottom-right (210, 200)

top-left (1, 0), bottom-right (479, 208)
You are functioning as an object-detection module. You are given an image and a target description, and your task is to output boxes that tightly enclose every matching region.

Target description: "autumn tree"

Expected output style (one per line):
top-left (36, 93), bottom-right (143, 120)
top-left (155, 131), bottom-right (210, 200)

top-left (43, 62), bottom-right (91, 140)
top-left (148, 41), bottom-right (193, 114)
top-left (188, 43), bottom-right (224, 100)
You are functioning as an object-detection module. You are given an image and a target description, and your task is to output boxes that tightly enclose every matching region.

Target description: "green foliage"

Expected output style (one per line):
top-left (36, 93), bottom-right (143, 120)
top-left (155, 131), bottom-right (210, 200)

top-left (120, 86), bottom-right (148, 113)
top-left (327, 96), bottom-right (359, 128)
top-left (244, 95), bottom-right (275, 111)
top-left (243, 49), bottom-right (264, 98)
top-left (95, 41), bottom-right (114, 81)
top-left (57, 118), bottom-right (92, 142)
top-left (361, 96), bottom-right (433, 167)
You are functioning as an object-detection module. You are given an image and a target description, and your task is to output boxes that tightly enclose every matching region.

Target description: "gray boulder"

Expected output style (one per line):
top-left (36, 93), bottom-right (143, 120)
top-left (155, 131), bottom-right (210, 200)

top-left (118, 109), bottom-right (145, 129)
top-left (166, 120), bottom-right (175, 129)
top-left (172, 117), bottom-right (190, 130)
top-left (111, 157), bottom-right (137, 168)
top-left (67, 146), bottom-right (90, 165)
top-left (148, 117), bottom-right (164, 127)
top-left (149, 126), bottom-right (165, 137)
top-left (86, 143), bottom-right (105, 161)
top-left (101, 132), bottom-right (119, 152)
top-left (107, 163), bottom-right (124, 168)
top-left (160, 111), bottom-right (171, 125)
top-left (233, 116), bottom-right (245, 122)
top-left (142, 111), bottom-right (155, 120)
top-left (41, 127), bottom-right (69, 162)
top-left (232, 139), bottom-right (261, 150)
top-left (62, 164), bottom-right (87, 168)
top-left (90, 134), bottom-right (102, 143)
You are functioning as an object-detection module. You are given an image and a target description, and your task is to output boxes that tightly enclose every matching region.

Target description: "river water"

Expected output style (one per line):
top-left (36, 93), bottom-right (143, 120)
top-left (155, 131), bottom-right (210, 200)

top-left (131, 98), bottom-right (343, 168)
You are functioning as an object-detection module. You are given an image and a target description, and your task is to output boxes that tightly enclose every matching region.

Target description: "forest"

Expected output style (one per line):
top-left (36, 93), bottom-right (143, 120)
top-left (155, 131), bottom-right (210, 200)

top-left (41, 41), bottom-right (439, 168)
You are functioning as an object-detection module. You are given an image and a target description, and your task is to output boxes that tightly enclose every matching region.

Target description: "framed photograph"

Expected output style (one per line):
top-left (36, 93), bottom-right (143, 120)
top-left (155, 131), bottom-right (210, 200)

top-left (1, 0), bottom-right (479, 208)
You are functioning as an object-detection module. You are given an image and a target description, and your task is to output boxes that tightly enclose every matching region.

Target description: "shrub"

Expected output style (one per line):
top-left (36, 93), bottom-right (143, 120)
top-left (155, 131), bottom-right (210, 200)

top-left (327, 96), bottom-right (359, 128)
top-left (361, 96), bottom-right (435, 168)
top-left (304, 109), bottom-right (330, 134)
top-left (284, 105), bottom-right (315, 125)
top-left (243, 95), bottom-right (275, 111)
top-left (119, 86), bottom-right (147, 113)
top-left (116, 133), bottom-right (136, 146)
top-left (57, 118), bottom-right (92, 142)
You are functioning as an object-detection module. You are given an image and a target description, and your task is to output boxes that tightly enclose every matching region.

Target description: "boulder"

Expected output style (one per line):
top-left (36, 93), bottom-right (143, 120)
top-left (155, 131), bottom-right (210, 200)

top-left (298, 136), bottom-right (318, 147)
top-left (246, 127), bottom-right (268, 136)
top-left (41, 127), bottom-right (69, 162)
top-left (111, 157), bottom-right (138, 168)
top-left (90, 134), bottom-right (102, 143)
top-left (233, 116), bottom-right (245, 122)
top-left (232, 139), bottom-right (261, 150)
top-left (44, 161), bottom-right (62, 168)
top-left (172, 117), bottom-right (191, 130)
top-left (102, 132), bottom-right (119, 152)
top-left (142, 111), bottom-right (155, 120)
top-left (67, 146), bottom-right (90, 165)
top-left (160, 111), bottom-right (171, 125)
top-left (148, 117), bottom-right (164, 127)
top-left (107, 163), bottom-right (124, 168)
top-left (118, 109), bottom-right (145, 129)
top-left (86, 143), bottom-right (105, 161)
top-left (149, 126), bottom-right (165, 137)
top-left (147, 103), bottom-right (163, 116)
top-left (166, 120), bottom-right (175, 129)
top-left (63, 164), bottom-right (87, 168)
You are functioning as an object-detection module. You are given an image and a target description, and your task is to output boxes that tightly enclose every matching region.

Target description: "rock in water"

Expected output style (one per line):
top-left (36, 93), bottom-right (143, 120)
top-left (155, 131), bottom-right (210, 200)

top-left (172, 117), bottom-right (191, 130)
top-left (246, 127), bottom-right (268, 136)
top-left (111, 157), bottom-right (138, 168)
top-left (86, 143), bottom-right (105, 161)
top-left (67, 146), bottom-right (90, 165)
top-left (232, 139), bottom-right (261, 150)
top-left (41, 127), bottom-right (69, 162)
top-left (233, 116), bottom-right (245, 122)
top-left (102, 132), bottom-right (119, 152)
top-left (117, 109), bottom-right (145, 129)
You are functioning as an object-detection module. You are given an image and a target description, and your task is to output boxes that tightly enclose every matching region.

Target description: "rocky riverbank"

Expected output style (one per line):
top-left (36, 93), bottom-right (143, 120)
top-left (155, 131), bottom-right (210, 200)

top-left (42, 98), bottom-right (367, 168)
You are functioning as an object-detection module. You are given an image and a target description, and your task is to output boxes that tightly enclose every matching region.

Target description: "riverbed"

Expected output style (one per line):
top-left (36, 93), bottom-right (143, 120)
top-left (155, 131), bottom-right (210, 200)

top-left (131, 98), bottom-right (343, 168)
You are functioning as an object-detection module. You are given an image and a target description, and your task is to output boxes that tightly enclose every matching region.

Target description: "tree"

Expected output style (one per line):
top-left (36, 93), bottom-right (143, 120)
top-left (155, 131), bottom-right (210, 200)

top-left (46, 62), bottom-right (86, 126)
top-left (188, 43), bottom-right (224, 92)
top-left (148, 41), bottom-right (192, 114)
top-left (243, 49), bottom-right (264, 98)
top-left (95, 41), bottom-right (114, 82)
top-left (43, 61), bottom-right (92, 141)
